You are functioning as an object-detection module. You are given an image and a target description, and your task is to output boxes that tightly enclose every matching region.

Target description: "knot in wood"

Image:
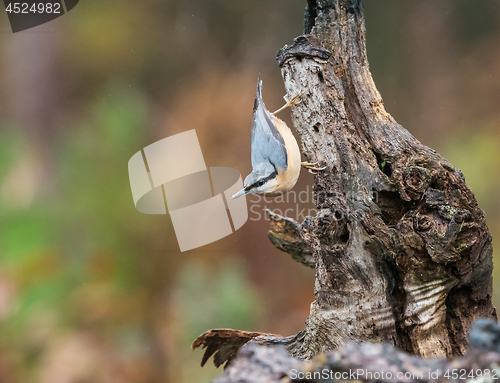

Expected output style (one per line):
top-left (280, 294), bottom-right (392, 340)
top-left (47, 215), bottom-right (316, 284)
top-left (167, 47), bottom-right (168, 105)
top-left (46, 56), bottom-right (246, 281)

top-left (309, 209), bottom-right (338, 241)
top-left (414, 213), bottom-right (433, 232)
top-left (403, 166), bottom-right (431, 200)
top-left (454, 209), bottom-right (472, 225)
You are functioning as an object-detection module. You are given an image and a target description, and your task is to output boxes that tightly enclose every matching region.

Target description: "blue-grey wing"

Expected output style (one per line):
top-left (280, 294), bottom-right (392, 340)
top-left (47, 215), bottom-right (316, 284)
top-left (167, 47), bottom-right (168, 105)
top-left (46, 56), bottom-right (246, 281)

top-left (250, 81), bottom-right (288, 173)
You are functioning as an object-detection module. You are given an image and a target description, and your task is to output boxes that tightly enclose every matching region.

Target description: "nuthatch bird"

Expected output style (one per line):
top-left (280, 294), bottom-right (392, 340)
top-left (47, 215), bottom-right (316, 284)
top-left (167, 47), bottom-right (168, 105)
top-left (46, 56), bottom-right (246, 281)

top-left (232, 80), bottom-right (324, 199)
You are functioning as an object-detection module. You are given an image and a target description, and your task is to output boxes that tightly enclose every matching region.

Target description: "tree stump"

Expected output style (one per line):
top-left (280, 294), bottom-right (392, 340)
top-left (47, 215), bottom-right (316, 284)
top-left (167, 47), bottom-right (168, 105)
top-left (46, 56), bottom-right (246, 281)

top-left (214, 319), bottom-right (500, 383)
top-left (193, 0), bottom-right (496, 367)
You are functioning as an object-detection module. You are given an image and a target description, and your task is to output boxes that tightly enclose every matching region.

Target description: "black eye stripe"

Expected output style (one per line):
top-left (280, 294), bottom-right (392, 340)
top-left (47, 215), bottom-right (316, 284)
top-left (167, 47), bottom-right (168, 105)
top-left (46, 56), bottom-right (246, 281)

top-left (249, 171), bottom-right (277, 190)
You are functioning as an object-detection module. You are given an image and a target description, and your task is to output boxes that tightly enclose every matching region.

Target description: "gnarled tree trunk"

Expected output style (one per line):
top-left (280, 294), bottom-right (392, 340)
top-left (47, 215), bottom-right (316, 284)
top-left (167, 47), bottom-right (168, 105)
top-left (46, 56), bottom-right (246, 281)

top-left (193, 0), bottom-right (496, 367)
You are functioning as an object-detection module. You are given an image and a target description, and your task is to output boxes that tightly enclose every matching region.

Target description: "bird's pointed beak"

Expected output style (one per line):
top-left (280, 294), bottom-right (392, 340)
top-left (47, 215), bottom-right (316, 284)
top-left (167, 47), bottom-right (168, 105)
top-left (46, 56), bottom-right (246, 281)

top-left (231, 187), bottom-right (248, 199)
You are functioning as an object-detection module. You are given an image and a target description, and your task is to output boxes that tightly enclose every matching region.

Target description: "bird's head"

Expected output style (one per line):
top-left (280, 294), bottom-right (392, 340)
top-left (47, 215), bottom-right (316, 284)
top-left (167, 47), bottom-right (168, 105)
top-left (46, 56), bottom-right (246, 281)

top-left (231, 167), bottom-right (278, 199)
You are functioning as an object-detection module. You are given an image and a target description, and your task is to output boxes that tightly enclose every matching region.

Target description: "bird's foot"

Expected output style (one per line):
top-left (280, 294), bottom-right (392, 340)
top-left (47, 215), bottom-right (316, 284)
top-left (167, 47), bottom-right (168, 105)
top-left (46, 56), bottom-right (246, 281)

top-left (272, 92), bottom-right (303, 115)
top-left (301, 161), bottom-right (326, 174)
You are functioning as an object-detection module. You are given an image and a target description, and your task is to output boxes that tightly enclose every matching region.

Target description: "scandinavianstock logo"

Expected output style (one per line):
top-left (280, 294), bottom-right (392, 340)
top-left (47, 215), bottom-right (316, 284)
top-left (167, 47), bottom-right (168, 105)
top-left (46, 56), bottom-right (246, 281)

top-left (3, 0), bottom-right (79, 33)
top-left (128, 130), bottom-right (248, 252)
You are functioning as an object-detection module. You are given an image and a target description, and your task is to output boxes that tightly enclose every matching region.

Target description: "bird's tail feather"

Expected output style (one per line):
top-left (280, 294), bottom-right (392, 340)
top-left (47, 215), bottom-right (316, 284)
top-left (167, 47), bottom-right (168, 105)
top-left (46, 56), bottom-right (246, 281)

top-left (253, 78), bottom-right (263, 112)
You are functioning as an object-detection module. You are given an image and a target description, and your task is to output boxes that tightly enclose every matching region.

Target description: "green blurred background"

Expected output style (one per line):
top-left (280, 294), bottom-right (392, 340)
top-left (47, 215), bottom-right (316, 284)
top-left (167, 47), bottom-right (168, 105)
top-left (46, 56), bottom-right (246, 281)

top-left (0, 1), bottom-right (499, 382)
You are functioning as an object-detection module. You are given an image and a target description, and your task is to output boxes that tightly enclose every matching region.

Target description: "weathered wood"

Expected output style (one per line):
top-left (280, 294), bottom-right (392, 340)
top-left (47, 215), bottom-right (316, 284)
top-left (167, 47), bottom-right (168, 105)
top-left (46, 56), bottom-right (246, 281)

top-left (272, 0), bottom-right (496, 359)
top-left (194, 0), bottom-right (496, 368)
top-left (192, 329), bottom-right (276, 368)
top-left (215, 319), bottom-right (500, 383)
top-left (267, 209), bottom-right (315, 268)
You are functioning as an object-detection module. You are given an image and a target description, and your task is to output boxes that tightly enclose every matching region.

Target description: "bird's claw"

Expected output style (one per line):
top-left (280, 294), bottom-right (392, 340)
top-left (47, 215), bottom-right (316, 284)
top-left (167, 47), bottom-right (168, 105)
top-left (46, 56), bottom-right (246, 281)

top-left (284, 92), bottom-right (302, 106)
top-left (272, 92), bottom-right (303, 115)
top-left (301, 161), bottom-right (326, 174)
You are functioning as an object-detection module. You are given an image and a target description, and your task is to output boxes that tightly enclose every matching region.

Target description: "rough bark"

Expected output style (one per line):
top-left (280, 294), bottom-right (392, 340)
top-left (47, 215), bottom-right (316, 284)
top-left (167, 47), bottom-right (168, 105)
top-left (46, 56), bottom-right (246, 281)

top-left (193, 0), bottom-right (496, 368)
top-left (267, 209), bottom-right (315, 268)
top-left (214, 319), bottom-right (500, 383)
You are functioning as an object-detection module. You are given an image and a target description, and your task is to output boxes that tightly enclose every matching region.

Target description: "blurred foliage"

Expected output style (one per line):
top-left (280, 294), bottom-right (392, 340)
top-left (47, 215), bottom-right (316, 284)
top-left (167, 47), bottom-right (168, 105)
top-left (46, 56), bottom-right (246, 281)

top-left (0, 1), bottom-right (499, 382)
